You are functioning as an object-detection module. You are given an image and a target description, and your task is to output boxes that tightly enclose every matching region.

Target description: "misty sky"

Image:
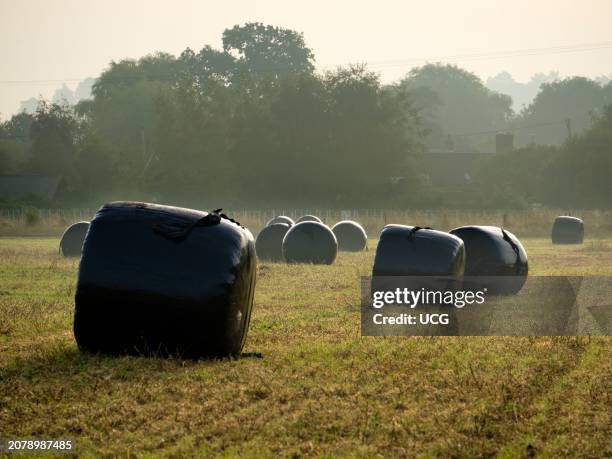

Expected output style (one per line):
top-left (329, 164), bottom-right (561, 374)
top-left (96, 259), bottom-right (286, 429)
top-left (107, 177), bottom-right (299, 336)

top-left (1, 0), bottom-right (612, 119)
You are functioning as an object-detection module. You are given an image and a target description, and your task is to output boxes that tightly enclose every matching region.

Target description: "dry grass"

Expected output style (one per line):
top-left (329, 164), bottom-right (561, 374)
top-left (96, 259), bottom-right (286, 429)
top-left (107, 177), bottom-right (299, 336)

top-left (2, 208), bottom-right (612, 239)
top-left (0, 237), bottom-right (611, 457)
top-left (240, 208), bottom-right (612, 239)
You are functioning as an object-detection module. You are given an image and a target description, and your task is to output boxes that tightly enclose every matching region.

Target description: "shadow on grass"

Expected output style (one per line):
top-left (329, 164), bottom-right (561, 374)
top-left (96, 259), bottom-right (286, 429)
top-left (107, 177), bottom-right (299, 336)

top-left (0, 340), bottom-right (263, 385)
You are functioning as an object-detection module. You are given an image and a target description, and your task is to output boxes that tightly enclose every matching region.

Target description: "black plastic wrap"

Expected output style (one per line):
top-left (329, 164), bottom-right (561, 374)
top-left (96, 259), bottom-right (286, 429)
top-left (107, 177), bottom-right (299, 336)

top-left (60, 221), bottom-right (90, 257)
top-left (266, 215), bottom-right (294, 227)
top-left (371, 225), bottom-right (465, 298)
top-left (74, 202), bottom-right (256, 358)
top-left (282, 221), bottom-right (337, 264)
top-left (332, 220), bottom-right (368, 252)
top-left (296, 215), bottom-right (322, 224)
top-left (256, 223), bottom-right (290, 262)
top-left (373, 225), bottom-right (465, 277)
top-left (551, 216), bottom-right (584, 244)
top-left (449, 225), bottom-right (528, 294)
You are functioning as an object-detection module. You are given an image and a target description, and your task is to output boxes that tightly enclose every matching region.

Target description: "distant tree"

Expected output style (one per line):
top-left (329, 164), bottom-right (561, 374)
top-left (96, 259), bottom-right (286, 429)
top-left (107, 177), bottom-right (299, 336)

top-left (74, 129), bottom-right (115, 202)
top-left (514, 77), bottom-right (612, 146)
top-left (178, 46), bottom-right (237, 88)
top-left (486, 71), bottom-right (559, 111)
top-left (322, 66), bottom-right (422, 204)
top-left (85, 54), bottom-right (178, 191)
top-left (52, 84), bottom-right (76, 106)
top-left (474, 144), bottom-right (556, 206)
top-left (18, 97), bottom-right (39, 115)
top-left (80, 24), bottom-right (319, 202)
top-left (473, 102), bottom-right (612, 208)
top-left (28, 102), bottom-right (78, 181)
top-left (92, 52), bottom-right (177, 100)
top-left (541, 103), bottom-right (612, 207)
top-left (1, 112), bottom-right (32, 141)
top-left (269, 72), bottom-right (329, 195)
top-left (149, 77), bottom-right (235, 203)
top-left (223, 22), bottom-right (315, 80)
top-left (0, 112), bottom-right (33, 173)
top-left (399, 64), bottom-right (513, 152)
top-left (213, 64), bottom-right (422, 207)
top-left (395, 85), bottom-right (442, 143)
top-left (74, 78), bottom-right (97, 101)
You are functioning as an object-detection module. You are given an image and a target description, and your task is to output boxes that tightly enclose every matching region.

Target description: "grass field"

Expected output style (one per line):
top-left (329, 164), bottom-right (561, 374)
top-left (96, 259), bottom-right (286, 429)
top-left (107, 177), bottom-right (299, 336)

top-left (0, 237), bottom-right (611, 457)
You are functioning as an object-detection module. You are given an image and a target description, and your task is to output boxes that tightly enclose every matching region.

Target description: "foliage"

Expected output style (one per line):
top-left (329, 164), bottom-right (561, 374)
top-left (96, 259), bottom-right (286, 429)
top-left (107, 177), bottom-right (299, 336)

top-left (513, 77), bottom-right (612, 146)
top-left (475, 105), bottom-right (612, 208)
top-left (0, 24), bottom-right (611, 209)
top-left (28, 101), bottom-right (79, 180)
top-left (542, 104), bottom-right (612, 208)
top-left (398, 63), bottom-right (513, 152)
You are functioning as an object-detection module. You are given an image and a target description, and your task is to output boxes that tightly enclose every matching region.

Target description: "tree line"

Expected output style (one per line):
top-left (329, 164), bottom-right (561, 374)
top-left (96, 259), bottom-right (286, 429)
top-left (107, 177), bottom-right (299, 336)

top-left (0, 23), bottom-right (610, 209)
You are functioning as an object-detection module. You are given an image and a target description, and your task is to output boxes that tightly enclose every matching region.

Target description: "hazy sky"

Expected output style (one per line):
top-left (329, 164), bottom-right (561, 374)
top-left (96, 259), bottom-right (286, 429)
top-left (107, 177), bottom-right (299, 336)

top-left (1, 0), bottom-right (612, 118)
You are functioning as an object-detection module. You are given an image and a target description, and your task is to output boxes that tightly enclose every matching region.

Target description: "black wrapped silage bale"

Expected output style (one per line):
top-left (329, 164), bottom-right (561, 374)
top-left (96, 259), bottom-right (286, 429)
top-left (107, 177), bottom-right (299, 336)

top-left (256, 223), bottom-right (290, 262)
top-left (372, 225), bottom-right (465, 278)
top-left (332, 220), bottom-right (368, 252)
top-left (60, 221), bottom-right (90, 257)
top-left (266, 215), bottom-right (294, 227)
top-left (371, 226), bottom-right (464, 327)
top-left (296, 215), bottom-right (322, 224)
top-left (74, 202), bottom-right (256, 358)
top-left (282, 221), bottom-right (337, 264)
top-left (449, 225), bottom-right (528, 295)
top-left (551, 216), bottom-right (584, 244)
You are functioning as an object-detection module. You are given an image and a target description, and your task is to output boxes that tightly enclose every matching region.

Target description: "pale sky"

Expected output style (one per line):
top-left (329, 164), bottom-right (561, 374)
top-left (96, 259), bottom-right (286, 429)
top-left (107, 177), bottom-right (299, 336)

top-left (1, 0), bottom-right (612, 119)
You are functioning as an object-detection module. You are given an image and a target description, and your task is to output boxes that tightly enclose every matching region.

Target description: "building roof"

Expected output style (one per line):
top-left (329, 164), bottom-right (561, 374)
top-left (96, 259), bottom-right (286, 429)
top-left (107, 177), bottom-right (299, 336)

top-left (0, 175), bottom-right (63, 200)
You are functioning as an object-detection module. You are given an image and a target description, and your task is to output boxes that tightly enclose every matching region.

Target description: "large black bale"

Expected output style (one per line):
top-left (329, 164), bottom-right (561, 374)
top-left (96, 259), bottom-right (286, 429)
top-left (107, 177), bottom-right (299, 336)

top-left (60, 221), bottom-right (90, 257)
top-left (332, 220), bottom-right (368, 252)
top-left (74, 202), bottom-right (256, 358)
top-left (371, 226), bottom-right (465, 317)
top-left (282, 221), bottom-right (337, 264)
top-left (296, 214), bottom-right (322, 224)
top-left (256, 223), bottom-right (290, 262)
top-left (373, 225), bottom-right (465, 277)
top-left (266, 215), bottom-right (294, 227)
top-left (449, 226), bottom-right (528, 294)
top-left (551, 216), bottom-right (584, 244)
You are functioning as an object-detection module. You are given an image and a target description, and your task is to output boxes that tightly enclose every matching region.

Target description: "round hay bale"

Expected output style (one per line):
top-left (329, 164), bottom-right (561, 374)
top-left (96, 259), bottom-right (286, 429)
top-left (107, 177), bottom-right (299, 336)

top-left (332, 220), bottom-right (367, 252)
top-left (371, 226), bottom-right (465, 317)
top-left (373, 225), bottom-right (465, 277)
top-left (60, 221), bottom-right (90, 257)
top-left (449, 226), bottom-right (528, 294)
top-left (551, 216), bottom-right (584, 244)
top-left (296, 214), bottom-right (322, 224)
top-left (282, 221), bottom-right (337, 264)
top-left (256, 223), bottom-right (290, 261)
top-left (74, 202), bottom-right (256, 358)
top-left (266, 215), bottom-right (295, 227)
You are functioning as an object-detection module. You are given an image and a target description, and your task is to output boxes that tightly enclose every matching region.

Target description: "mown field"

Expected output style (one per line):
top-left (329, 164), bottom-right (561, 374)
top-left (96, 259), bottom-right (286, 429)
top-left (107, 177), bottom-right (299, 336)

top-left (0, 236), bottom-right (611, 457)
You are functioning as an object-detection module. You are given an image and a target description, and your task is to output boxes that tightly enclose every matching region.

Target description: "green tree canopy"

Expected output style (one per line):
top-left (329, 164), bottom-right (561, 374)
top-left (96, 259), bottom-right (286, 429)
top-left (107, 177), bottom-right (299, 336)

top-left (513, 77), bottom-right (612, 146)
top-left (398, 63), bottom-right (513, 152)
top-left (223, 22), bottom-right (315, 79)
